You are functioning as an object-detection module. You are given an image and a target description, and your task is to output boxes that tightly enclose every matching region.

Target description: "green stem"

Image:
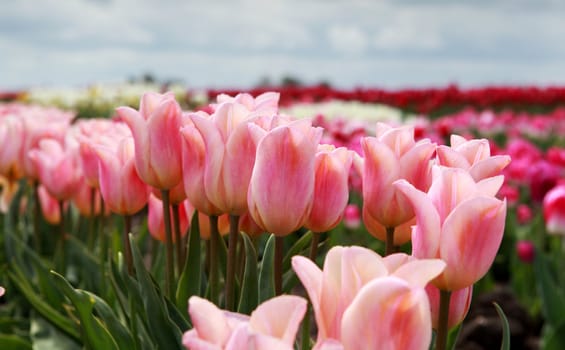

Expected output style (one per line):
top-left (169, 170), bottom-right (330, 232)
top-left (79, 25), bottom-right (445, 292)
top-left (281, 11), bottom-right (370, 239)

top-left (385, 226), bottom-right (395, 256)
top-left (32, 181), bottom-right (41, 253)
top-left (124, 215), bottom-right (134, 276)
top-left (436, 290), bottom-right (452, 350)
top-left (87, 187), bottom-right (96, 250)
top-left (161, 189), bottom-right (175, 300)
top-left (99, 197), bottom-right (108, 296)
top-left (275, 236), bottom-right (284, 295)
top-left (225, 215), bottom-right (240, 311)
top-left (172, 203), bottom-right (183, 275)
top-left (208, 215), bottom-right (220, 304)
top-left (57, 200), bottom-right (66, 273)
top-left (309, 232), bottom-right (321, 262)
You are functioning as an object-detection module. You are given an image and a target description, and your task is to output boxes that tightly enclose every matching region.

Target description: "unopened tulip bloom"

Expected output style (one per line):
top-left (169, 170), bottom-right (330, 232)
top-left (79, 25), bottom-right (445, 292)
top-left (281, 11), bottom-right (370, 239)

top-left (292, 246), bottom-right (445, 347)
top-left (117, 92), bottom-right (183, 190)
top-left (426, 284), bottom-right (473, 330)
top-left (361, 123), bottom-right (436, 229)
top-left (93, 137), bottom-right (149, 215)
top-left (71, 177), bottom-right (107, 217)
top-left (342, 204), bottom-right (361, 229)
top-left (76, 119), bottom-right (131, 188)
top-left (248, 119), bottom-right (322, 235)
top-left (305, 145), bottom-right (353, 232)
top-left (395, 166), bottom-right (507, 291)
top-left (183, 295), bottom-right (306, 350)
top-left (28, 138), bottom-right (82, 200)
top-left (437, 134), bottom-right (511, 181)
top-left (186, 101), bottom-right (265, 215)
top-left (544, 183), bottom-right (565, 235)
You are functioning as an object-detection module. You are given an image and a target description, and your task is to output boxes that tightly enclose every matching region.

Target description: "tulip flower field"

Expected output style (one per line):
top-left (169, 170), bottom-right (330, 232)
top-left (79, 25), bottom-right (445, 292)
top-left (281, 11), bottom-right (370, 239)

top-left (0, 84), bottom-right (564, 350)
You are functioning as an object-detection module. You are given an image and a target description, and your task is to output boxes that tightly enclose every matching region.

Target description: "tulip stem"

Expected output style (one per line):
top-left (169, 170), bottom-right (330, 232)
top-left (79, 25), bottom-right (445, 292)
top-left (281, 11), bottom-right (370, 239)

top-left (275, 236), bottom-right (284, 295)
top-left (226, 215), bottom-right (240, 311)
top-left (208, 215), bottom-right (220, 304)
top-left (172, 203), bottom-right (183, 274)
top-left (123, 215), bottom-right (134, 275)
top-left (99, 198), bottom-right (108, 296)
top-left (309, 232), bottom-right (321, 262)
top-left (87, 187), bottom-right (96, 250)
top-left (56, 200), bottom-right (66, 273)
top-left (32, 181), bottom-right (41, 254)
top-left (436, 290), bottom-right (452, 350)
top-left (161, 189), bottom-right (175, 300)
top-left (385, 226), bottom-right (395, 256)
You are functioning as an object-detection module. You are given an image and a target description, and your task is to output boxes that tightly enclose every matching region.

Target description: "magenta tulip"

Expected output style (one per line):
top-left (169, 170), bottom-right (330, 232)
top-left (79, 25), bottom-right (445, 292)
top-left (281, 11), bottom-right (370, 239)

top-left (544, 183), bottom-right (565, 235)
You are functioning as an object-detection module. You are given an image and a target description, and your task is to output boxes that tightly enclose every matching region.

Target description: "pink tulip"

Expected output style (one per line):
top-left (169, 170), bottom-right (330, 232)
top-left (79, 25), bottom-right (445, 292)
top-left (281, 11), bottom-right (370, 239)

top-left (76, 119), bottom-right (131, 188)
top-left (338, 277), bottom-right (435, 350)
top-left (305, 145), bottom-right (353, 232)
top-left (93, 137), bottom-right (149, 215)
top-left (342, 204), bottom-right (361, 229)
top-left (148, 194), bottom-right (189, 242)
top-left (0, 286), bottom-right (4, 297)
top-left (437, 134), bottom-right (511, 181)
top-left (247, 119), bottom-right (322, 235)
top-left (426, 284), bottom-right (473, 330)
top-left (363, 206), bottom-right (414, 246)
top-left (117, 92), bottom-right (183, 190)
top-left (186, 101), bottom-right (265, 215)
top-left (544, 183), bottom-right (565, 235)
top-left (21, 107), bottom-right (74, 179)
top-left (360, 123), bottom-right (436, 229)
top-left (180, 113), bottom-right (223, 216)
top-left (71, 177), bottom-right (108, 217)
top-left (38, 185), bottom-right (62, 225)
top-left (395, 166), bottom-right (507, 291)
top-left (214, 91), bottom-right (280, 116)
top-left (183, 295), bottom-right (306, 350)
top-left (292, 246), bottom-right (445, 346)
top-left (0, 114), bottom-right (25, 181)
top-left (28, 138), bottom-right (82, 201)
top-left (151, 180), bottom-right (187, 205)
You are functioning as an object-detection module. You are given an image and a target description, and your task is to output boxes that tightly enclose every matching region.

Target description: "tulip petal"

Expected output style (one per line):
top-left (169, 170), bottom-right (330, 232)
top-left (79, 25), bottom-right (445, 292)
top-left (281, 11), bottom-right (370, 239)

top-left (340, 277), bottom-right (432, 350)
top-left (394, 179), bottom-right (441, 259)
top-left (439, 196), bottom-right (506, 290)
top-left (249, 295), bottom-right (307, 346)
top-left (187, 297), bottom-right (231, 346)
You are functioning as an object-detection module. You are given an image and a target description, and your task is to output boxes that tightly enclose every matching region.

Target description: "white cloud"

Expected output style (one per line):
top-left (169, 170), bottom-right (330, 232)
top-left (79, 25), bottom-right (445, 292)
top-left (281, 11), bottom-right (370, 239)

top-left (327, 25), bottom-right (369, 55)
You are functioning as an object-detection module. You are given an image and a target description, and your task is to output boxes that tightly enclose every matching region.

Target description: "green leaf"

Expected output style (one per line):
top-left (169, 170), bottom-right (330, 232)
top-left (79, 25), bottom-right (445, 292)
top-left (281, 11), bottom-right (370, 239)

top-left (446, 323), bottom-right (462, 350)
top-left (283, 231), bottom-right (312, 272)
top-left (493, 302), bottom-right (511, 350)
top-left (542, 321), bottom-right (565, 350)
top-left (51, 271), bottom-right (120, 350)
top-left (0, 335), bottom-right (32, 350)
top-left (30, 315), bottom-right (81, 350)
top-left (130, 234), bottom-right (183, 349)
top-left (237, 233), bottom-right (259, 314)
top-left (534, 250), bottom-right (565, 326)
top-left (258, 234), bottom-right (276, 303)
top-left (176, 211), bottom-right (202, 319)
top-left (7, 266), bottom-right (80, 342)
top-left (88, 293), bottom-right (136, 350)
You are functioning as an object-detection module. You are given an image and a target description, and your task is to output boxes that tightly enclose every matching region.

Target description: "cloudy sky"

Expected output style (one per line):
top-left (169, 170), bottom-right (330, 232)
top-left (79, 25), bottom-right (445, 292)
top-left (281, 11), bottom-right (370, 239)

top-left (2, 0), bottom-right (565, 90)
